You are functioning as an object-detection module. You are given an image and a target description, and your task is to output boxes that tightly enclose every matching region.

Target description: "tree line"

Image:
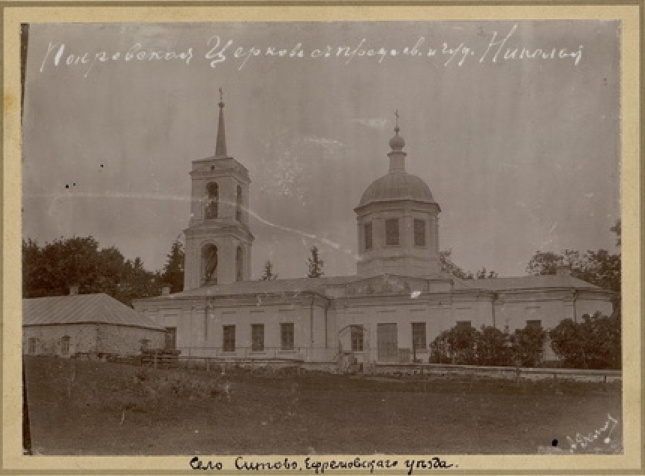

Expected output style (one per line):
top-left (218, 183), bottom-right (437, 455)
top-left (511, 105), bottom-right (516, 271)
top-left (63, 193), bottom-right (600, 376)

top-left (23, 236), bottom-right (185, 306)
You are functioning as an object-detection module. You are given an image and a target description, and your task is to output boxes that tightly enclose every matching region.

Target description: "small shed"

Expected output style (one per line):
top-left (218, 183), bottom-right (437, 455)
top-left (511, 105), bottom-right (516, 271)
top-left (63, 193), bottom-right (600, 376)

top-left (23, 293), bottom-right (167, 358)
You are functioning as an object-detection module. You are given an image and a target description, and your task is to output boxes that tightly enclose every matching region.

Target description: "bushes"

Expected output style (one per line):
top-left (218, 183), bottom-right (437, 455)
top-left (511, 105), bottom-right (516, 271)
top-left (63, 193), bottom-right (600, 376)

top-left (429, 313), bottom-right (620, 369)
top-left (430, 324), bottom-right (545, 367)
top-left (477, 326), bottom-right (513, 366)
top-left (510, 325), bottom-right (547, 368)
top-left (429, 325), bottom-right (479, 364)
top-left (549, 312), bottom-right (621, 369)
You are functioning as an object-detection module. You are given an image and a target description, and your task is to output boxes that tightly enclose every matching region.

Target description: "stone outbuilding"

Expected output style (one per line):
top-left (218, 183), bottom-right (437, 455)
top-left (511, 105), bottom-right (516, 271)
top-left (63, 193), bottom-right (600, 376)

top-left (23, 293), bottom-right (167, 358)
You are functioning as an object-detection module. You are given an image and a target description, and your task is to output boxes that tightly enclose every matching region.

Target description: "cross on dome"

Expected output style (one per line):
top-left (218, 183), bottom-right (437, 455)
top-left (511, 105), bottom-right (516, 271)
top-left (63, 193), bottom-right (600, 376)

top-left (389, 109), bottom-right (405, 151)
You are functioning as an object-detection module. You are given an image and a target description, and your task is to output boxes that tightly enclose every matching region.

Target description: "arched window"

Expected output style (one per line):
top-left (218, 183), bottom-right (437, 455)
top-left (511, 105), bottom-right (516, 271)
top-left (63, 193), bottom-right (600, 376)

top-left (236, 245), bottom-right (244, 281)
top-left (236, 185), bottom-right (243, 221)
top-left (205, 182), bottom-right (219, 219)
top-left (202, 244), bottom-right (218, 284)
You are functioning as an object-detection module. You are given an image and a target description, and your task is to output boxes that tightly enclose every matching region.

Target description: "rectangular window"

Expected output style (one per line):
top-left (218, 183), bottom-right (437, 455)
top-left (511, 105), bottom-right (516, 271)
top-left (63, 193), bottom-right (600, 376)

top-left (60, 336), bottom-right (70, 356)
top-left (223, 325), bottom-right (236, 352)
top-left (385, 218), bottom-right (399, 246)
top-left (456, 321), bottom-right (472, 329)
top-left (351, 325), bottom-right (364, 352)
top-left (251, 324), bottom-right (264, 352)
top-left (364, 223), bottom-right (373, 250)
top-left (280, 323), bottom-right (295, 351)
top-left (412, 322), bottom-right (427, 350)
top-left (414, 219), bottom-right (426, 247)
top-left (526, 320), bottom-right (542, 330)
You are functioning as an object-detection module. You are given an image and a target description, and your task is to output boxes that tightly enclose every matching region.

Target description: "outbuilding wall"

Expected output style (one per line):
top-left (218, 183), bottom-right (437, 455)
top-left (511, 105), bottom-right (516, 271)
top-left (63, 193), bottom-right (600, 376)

top-left (24, 324), bottom-right (98, 356)
top-left (23, 324), bottom-right (165, 357)
top-left (96, 325), bottom-right (166, 355)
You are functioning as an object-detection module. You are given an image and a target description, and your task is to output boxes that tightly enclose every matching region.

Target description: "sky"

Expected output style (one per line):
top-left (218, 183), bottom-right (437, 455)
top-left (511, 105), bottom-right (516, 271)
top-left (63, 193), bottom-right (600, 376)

top-left (22, 21), bottom-right (620, 280)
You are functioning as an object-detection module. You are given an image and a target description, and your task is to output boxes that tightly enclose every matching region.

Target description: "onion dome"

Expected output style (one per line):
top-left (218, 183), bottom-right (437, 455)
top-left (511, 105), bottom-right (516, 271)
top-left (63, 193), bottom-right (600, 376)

top-left (389, 125), bottom-right (405, 151)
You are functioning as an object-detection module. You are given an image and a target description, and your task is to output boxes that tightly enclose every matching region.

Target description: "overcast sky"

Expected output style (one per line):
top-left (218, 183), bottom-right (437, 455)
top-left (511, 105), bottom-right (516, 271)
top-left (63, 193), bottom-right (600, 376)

top-left (22, 21), bottom-right (620, 279)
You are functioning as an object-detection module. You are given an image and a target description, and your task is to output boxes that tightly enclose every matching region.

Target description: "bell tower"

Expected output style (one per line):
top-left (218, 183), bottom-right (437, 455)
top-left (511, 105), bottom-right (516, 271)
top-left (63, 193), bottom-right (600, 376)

top-left (183, 89), bottom-right (254, 290)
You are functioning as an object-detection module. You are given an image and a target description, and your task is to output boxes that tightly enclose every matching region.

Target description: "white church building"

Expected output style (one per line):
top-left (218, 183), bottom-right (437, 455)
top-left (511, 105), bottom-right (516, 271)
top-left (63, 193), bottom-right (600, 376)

top-left (133, 95), bottom-right (614, 364)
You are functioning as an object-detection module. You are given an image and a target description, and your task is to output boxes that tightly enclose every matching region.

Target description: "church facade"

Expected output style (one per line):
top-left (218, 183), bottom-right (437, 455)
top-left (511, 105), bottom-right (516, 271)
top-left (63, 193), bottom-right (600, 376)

top-left (133, 97), bottom-right (614, 364)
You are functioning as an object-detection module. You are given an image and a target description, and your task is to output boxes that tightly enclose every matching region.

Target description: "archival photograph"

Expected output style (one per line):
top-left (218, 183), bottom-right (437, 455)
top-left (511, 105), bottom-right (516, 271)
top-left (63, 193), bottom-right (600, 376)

top-left (21, 20), bottom-right (622, 457)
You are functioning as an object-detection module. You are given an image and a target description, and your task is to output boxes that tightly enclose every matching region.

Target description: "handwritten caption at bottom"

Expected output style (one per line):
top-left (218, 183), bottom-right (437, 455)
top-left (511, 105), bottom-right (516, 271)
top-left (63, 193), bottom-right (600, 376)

top-left (190, 456), bottom-right (455, 474)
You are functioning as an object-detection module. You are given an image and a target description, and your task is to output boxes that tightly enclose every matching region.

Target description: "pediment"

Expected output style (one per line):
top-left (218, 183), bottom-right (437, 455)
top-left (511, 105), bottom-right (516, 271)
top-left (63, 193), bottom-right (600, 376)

top-left (327, 274), bottom-right (430, 298)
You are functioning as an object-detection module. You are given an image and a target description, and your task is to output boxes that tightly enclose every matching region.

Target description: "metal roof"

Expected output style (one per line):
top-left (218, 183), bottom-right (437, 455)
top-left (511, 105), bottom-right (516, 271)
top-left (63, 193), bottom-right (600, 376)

top-left (137, 272), bottom-right (607, 303)
top-left (23, 293), bottom-right (165, 330)
top-left (357, 172), bottom-right (436, 208)
top-left (171, 275), bottom-right (360, 298)
top-left (459, 274), bottom-right (602, 292)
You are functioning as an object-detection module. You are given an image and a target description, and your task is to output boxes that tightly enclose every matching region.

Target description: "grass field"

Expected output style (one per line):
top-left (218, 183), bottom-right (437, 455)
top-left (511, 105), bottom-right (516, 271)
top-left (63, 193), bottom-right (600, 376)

top-left (24, 356), bottom-right (622, 455)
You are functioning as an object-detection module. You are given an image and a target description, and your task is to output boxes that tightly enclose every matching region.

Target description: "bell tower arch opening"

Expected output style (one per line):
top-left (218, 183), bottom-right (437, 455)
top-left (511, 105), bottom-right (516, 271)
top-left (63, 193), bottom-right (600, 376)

top-left (205, 182), bottom-right (219, 219)
top-left (202, 243), bottom-right (219, 285)
top-left (236, 185), bottom-right (243, 221)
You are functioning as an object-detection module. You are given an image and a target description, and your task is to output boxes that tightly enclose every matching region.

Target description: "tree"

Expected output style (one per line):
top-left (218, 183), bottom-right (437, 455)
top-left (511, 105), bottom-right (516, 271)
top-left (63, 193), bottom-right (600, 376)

top-left (549, 313), bottom-right (621, 369)
top-left (22, 236), bottom-right (160, 306)
top-left (476, 326), bottom-right (512, 366)
top-left (114, 257), bottom-right (163, 305)
top-left (525, 249), bottom-right (581, 276)
top-left (526, 247), bottom-right (620, 309)
top-left (510, 325), bottom-right (547, 368)
top-left (160, 239), bottom-right (185, 293)
top-left (439, 250), bottom-right (473, 279)
top-left (474, 267), bottom-right (499, 279)
top-left (259, 260), bottom-right (278, 281)
top-left (430, 324), bottom-right (479, 364)
top-left (430, 322), bottom-right (546, 368)
top-left (439, 250), bottom-right (498, 280)
top-left (23, 236), bottom-right (104, 298)
top-left (307, 246), bottom-right (324, 278)
top-left (526, 221), bottom-right (621, 298)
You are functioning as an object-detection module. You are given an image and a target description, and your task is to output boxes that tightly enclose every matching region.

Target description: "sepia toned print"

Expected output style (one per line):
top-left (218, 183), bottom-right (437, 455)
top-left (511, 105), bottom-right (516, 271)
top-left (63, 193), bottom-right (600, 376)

top-left (21, 19), bottom-right (623, 459)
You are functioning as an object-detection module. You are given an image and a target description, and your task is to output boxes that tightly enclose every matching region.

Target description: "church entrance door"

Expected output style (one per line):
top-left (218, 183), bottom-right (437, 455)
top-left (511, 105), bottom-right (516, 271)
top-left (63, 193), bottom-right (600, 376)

top-left (377, 323), bottom-right (398, 362)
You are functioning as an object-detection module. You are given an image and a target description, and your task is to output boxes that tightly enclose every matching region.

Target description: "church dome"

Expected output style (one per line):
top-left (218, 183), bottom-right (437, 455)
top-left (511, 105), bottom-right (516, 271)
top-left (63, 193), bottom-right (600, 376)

top-left (357, 113), bottom-right (436, 209)
top-left (358, 172), bottom-right (435, 208)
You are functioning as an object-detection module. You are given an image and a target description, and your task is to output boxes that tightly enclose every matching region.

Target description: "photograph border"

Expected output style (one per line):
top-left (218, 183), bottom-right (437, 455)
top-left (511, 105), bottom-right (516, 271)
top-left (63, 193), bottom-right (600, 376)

top-left (2, 2), bottom-right (642, 475)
